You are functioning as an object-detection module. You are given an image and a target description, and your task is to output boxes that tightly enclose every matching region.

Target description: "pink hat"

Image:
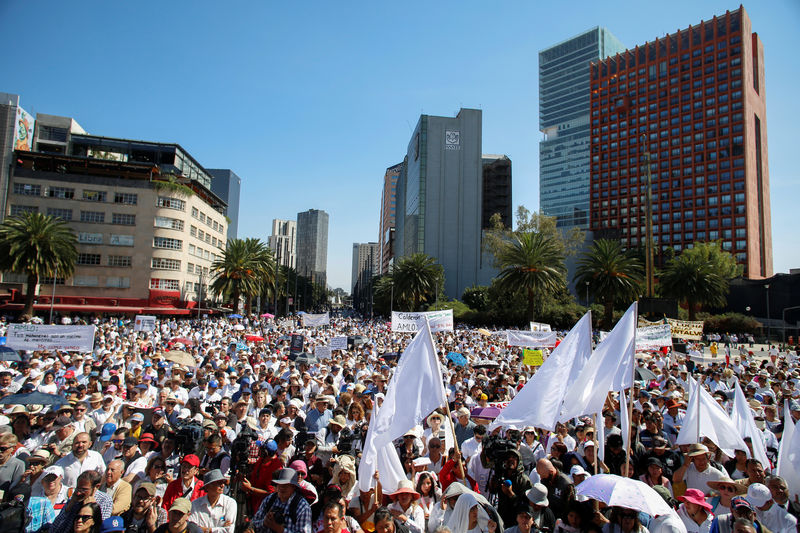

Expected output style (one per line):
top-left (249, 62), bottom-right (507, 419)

top-left (288, 460), bottom-right (307, 475)
top-left (679, 488), bottom-right (713, 511)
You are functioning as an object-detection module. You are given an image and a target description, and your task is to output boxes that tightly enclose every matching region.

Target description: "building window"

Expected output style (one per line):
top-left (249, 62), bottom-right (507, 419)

top-left (151, 257), bottom-right (181, 270)
top-left (40, 277), bottom-right (65, 285)
top-left (150, 278), bottom-right (180, 290)
top-left (191, 207), bottom-right (199, 218)
top-left (187, 263), bottom-right (194, 273)
top-left (190, 225), bottom-right (197, 237)
top-left (154, 217), bottom-right (185, 231)
top-left (76, 253), bottom-right (101, 266)
top-left (83, 190), bottom-right (106, 202)
top-left (107, 255), bottom-right (132, 267)
top-left (73, 275), bottom-right (99, 287)
top-left (112, 213), bottom-right (136, 225)
top-left (153, 237), bottom-right (182, 250)
top-left (47, 208), bottom-right (72, 221)
top-left (80, 211), bottom-right (105, 223)
top-left (48, 186), bottom-right (74, 199)
top-left (105, 276), bottom-right (130, 288)
top-left (157, 196), bottom-right (186, 211)
top-left (114, 192), bottom-right (138, 205)
top-left (13, 183), bottom-right (41, 196)
top-left (109, 234), bottom-right (134, 246)
top-left (10, 205), bottom-right (37, 216)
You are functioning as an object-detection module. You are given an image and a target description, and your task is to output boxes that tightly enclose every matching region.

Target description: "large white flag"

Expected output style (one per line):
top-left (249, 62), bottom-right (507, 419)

top-left (731, 382), bottom-right (770, 468)
top-left (777, 402), bottom-right (800, 499)
top-left (490, 312), bottom-right (592, 432)
top-left (677, 377), bottom-right (748, 457)
top-left (560, 302), bottom-right (637, 421)
top-left (357, 319), bottom-right (447, 493)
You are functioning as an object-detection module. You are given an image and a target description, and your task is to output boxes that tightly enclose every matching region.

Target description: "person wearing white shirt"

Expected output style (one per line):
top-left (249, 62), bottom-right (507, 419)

top-left (748, 482), bottom-right (798, 533)
top-left (460, 426), bottom-right (485, 461)
top-left (54, 432), bottom-right (106, 488)
top-left (121, 438), bottom-right (149, 484)
top-left (190, 469), bottom-right (236, 533)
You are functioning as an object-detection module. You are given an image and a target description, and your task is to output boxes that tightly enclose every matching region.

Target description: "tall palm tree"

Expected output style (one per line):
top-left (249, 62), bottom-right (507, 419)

top-left (392, 253), bottom-right (443, 311)
top-left (574, 239), bottom-right (644, 329)
top-left (658, 252), bottom-right (728, 321)
top-left (0, 212), bottom-right (78, 318)
top-left (494, 231), bottom-right (566, 322)
top-left (210, 238), bottom-right (275, 313)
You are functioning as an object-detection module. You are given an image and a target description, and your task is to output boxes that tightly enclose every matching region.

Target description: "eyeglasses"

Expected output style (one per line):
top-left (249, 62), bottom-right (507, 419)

top-left (152, 464), bottom-right (166, 470)
top-left (75, 515), bottom-right (94, 523)
top-left (720, 486), bottom-right (737, 493)
top-left (0, 446), bottom-right (12, 452)
top-left (112, 440), bottom-right (124, 444)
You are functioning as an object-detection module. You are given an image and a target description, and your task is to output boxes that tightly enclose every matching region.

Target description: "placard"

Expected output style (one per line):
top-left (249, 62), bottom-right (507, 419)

top-left (290, 334), bottom-right (305, 355)
top-left (134, 315), bottom-right (157, 332)
top-left (302, 312), bottom-right (330, 327)
top-left (6, 324), bottom-right (96, 352)
top-left (522, 348), bottom-right (544, 366)
top-left (529, 322), bottom-right (551, 332)
top-left (329, 336), bottom-right (348, 351)
top-left (636, 324), bottom-right (673, 351)
top-left (391, 310), bottom-right (454, 333)
top-left (667, 319), bottom-right (704, 340)
top-left (506, 330), bottom-right (557, 347)
top-left (447, 352), bottom-right (468, 366)
top-left (315, 345), bottom-right (332, 359)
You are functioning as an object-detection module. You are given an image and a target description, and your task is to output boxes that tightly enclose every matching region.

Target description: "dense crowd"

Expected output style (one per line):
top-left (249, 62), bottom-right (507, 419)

top-left (0, 314), bottom-right (798, 533)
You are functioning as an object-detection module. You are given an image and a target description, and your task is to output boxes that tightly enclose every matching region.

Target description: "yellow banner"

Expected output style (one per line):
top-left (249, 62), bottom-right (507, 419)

top-left (523, 348), bottom-right (544, 366)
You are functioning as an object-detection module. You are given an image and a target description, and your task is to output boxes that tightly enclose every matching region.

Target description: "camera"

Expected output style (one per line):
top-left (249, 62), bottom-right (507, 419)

top-left (172, 421), bottom-right (204, 457)
top-left (336, 424), bottom-right (363, 456)
top-left (482, 435), bottom-right (516, 466)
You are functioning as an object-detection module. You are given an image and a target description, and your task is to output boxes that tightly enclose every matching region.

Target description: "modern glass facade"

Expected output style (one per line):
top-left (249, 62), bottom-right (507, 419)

top-left (539, 27), bottom-right (626, 229)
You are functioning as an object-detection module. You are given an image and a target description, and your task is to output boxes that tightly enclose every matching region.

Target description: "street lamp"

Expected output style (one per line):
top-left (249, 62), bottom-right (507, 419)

top-left (764, 284), bottom-right (770, 343)
top-left (585, 281), bottom-right (590, 307)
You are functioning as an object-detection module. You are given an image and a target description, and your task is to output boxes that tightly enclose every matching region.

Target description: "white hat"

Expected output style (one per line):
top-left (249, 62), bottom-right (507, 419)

top-left (43, 465), bottom-right (64, 479)
top-left (570, 465), bottom-right (590, 481)
top-left (746, 483), bottom-right (772, 508)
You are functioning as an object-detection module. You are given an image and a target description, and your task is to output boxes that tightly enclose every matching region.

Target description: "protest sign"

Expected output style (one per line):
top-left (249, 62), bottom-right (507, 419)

top-left (391, 310), bottom-right (454, 333)
top-left (329, 336), bottom-right (348, 350)
top-left (667, 318), bottom-right (704, 340)
top-left (506, 330), bottom-right (557, 347)
top-left (522, 348), bottom-right (544, 366)
top-left (302, 312), bottom-right (330, 327)
top-left (447, 352), bottom-right (468, 366)
top-left (636, 324), bottom-right (673, 351)
top-left (6, 324), bottom-right (96, 352)
top-left (290, 334), bottom-right (305, 355)
top-left (134, 315), bottom-right (156, 332)
top-left (529, 322), bottom-right (552, 332)
top-left (315, 345), bottom-right (332, 359)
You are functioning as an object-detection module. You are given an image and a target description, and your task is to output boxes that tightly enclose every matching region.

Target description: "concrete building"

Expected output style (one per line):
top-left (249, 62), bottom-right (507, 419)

top-left (378, 163), bottom-right (402, 275)
top-left (268, 218), bottom-right (297, 269)
top-left (539, 28), bottom-right (626, 230)
top-left (207, 169), bottom-right (241, 241)
top-left (395, 108), bottom-right (508, 300)
top-left (589, 6), bottom-right (772, 278)
top-left (296, 209), bottom-right (329, 289)
top-left (0, 116), bottom-right (227, 316)
top-left (351, 242), bottom-right (380, 292)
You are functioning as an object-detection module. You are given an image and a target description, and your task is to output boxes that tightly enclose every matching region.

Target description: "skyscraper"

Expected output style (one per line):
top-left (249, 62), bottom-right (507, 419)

top-left (378, 163), bottom-right (402, 275)
top-left (589, 6), bottom-right (772, 278)
top-left (296, 209), bottom-right (329, 288)
top-left (395, 108), bottom-right (509, 300)
top-left (539, 28), bottom-right (627, 229)
top-left (207, 169), bottom-right (241, 241)
top-left (268, 219), bottom-right (296, 269)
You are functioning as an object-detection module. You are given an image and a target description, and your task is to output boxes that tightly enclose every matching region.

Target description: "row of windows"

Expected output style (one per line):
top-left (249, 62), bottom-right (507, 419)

top-left (155, 216), bottom-right (184, 231)
top-left (187, 244), bottom-right (218, 261)
top-left (41, 275), bottom-right (131, 288)
top-left (186, 263), bottom-right (209, 275)
top-left (156, 196), bottom-right (186, 211)
top-left (153, 237), bottom-right (182, 250)
top-left (151, 258), bottom-right (181, 270)
top-left (12, 183), bottom-right (138, 205)
top-left (9, 206), bottom-right (137, 226)
top-left (190, 225), bottom-right (223, 248)
top-left (190, 207), bottom-right (224, 234)
top-left (150, 278), bottom-right (180, 290)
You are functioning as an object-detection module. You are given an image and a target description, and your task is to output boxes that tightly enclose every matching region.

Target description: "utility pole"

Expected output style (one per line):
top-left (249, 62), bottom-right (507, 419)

top-left (49, 263), bottom-right (58, 324)
top-left (642, 135), bottom-right (655, 299)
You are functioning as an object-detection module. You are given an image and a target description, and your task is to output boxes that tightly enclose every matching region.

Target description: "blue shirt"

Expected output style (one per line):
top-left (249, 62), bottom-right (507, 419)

top-left (305, 408), bottom-right (332, 433)
top-left (26, 496), bottom-right (56, 533)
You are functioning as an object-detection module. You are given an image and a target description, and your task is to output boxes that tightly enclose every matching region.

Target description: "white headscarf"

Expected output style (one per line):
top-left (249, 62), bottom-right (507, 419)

top-left (446, 492), bottom-right (490, 533)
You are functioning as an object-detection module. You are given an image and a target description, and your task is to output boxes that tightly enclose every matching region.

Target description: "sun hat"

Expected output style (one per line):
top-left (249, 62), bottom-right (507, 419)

top-left (426, 412), bottom-right (444, 427)
top-left (139, 433), bottom-right (157, 444)
top-left (329, 415), bottom-right (346, 428)
top-left (43, 465), bottom-right (64, 479)
top-left (202, 469), bottom-right (227, 486)
top-left (137, 482), bottom-right (157, 497)
top-left (289, 460), bottom-right (308, 475)
top-left (746, 483), bottom-right (772, 508)
top-left (272, 468), bottom-right (302, 489)
top-left (570, 465), bottom-right (590, 481)
top-left (28, 449), bottom-right (51, 464)
top-left (390, 479), bottom-right (420, 500)
top-left (679, 488), bottom-right (713, 510)
top-left (526, 483), bottom-right (549, 506)
top-left (707, 477), bottom-right (746, 495)
top-left (687, 443), bottom-right (709, 457)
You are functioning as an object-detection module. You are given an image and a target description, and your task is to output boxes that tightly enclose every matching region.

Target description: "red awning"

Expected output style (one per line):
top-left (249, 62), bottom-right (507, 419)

top-left (0, 303), bottom-right (192, 315)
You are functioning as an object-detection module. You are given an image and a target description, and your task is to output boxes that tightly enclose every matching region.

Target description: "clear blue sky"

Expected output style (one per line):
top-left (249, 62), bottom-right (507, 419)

top-left (2, 1), bottom-right (798, 291)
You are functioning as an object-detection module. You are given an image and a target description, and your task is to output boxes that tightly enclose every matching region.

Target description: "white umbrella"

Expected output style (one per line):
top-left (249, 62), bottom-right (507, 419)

top-left (233, 324), bottom-right (245, 331)
top-left (575, 474), bottom-right (673, 517)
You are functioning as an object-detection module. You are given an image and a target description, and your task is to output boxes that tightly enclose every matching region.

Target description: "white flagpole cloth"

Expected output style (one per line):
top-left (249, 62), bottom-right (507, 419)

top-left (677, 376), bottom-right (748, 457)
top-left (777, 402), bottom-right (800, 499)
top-left (731, 381), bottom-right (770, 467)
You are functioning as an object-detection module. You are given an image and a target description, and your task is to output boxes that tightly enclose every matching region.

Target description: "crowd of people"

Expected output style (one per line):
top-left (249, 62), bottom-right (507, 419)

top-left (0, 314), bottom-right (797, 533)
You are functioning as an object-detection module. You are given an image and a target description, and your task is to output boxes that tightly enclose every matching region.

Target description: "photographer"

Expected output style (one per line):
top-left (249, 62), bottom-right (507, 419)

top-left (316, 415), bottom-right (346, 464)
top-left (492, 449), bottom-right (531, 527)
top-left (199, 434), bottom-right (230, 478)
top-left (252, 468), bottom-right (312, 533)
top-left (239, 440), bottom-right (282, 513)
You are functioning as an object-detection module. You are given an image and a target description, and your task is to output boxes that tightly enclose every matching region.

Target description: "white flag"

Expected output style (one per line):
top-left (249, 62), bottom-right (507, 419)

top-left (731, 382), bottom-right (770, 468)
top-left (357, 319), bottom-right (447, 493)
top-left (490, 312), bottom-right (592, 432)
top-left (560, 302), bottom-right (637, 421)
top-left (777, 402), bottom-right (800, 499)
top-left (677, 377), bottom-right (748, 457)
top-left (620, 390), bottom-right (630, 463)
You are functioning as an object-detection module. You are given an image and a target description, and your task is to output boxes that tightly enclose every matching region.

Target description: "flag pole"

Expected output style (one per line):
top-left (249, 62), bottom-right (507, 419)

top-left (624, 301), bottom-right (638, 477)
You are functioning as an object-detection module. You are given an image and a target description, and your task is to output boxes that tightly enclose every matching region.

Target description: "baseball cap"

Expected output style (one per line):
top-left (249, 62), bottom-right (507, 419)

top-left (101, 517), bottom-right (125, 533)
top-left (43, 465), bottom-right (64, 479)
top-left (181, 454), bottom-right (200, 467)
top-left (169, 498), bottom-right (192, 515)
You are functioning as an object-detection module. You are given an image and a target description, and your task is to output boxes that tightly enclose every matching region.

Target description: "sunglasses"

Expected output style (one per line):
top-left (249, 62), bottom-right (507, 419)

top-left (113, 439), bottom-right (124, 444)
top-left (75, 515), bottom-right (94, 523)
top-left (720, 486), bottom-right (737, 493)
top-left (0, 446), bottom-right (12, 452)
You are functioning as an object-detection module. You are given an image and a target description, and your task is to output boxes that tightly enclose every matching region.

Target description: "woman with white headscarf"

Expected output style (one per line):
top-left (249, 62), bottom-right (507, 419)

top-left (445, 492), bottom-right (496, 533)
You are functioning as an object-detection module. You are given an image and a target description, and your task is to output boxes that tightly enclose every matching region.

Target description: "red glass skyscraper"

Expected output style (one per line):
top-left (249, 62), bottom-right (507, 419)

top-left (589, 6), bottom-right (771, 279)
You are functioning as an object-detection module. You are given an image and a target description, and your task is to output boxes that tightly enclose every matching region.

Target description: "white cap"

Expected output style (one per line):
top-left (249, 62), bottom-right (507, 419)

top-left (43, 465), bottom-right (64, 479)
top-left (746, 483), bottom-right (772, 508)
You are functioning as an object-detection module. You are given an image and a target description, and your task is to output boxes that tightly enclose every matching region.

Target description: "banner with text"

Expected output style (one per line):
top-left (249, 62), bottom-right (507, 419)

top-left (667, 319), bottom-right (704, 340)
top-left (529, 322), bottom-right (552, 332)
top-left (6, 324), bottom-right (96, 352)
top-left (290, 334), bottom-right (305, 355)
top-left (636, 324), bottom-right (673, 351)
top-left (315, 345), bottom-right (332, 359)
top-left (133, 315), bottom-right (157, 332)
top-left (302, 312), bottom-right (330, 327)
top-left (638, 316), bottom-right (666, 327)
top-left (522, 348), bottom-right (544, 366)
top-left (391, 310), bottom-right (454, 333)
top-left (329, 336), bottom-right (348, 350)
top-left (506, 330), bottom-right (557, 347)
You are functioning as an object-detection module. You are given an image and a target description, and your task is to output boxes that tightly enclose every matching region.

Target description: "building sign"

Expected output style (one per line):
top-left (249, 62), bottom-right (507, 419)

top-left (14, 106), bottom-right (35, 152)
top-left (78, 232), bottom-right (103, 244)
top-left (6, 324), bottom-right (96, 352)
top-left (445, 130), bottom-right (460, 150)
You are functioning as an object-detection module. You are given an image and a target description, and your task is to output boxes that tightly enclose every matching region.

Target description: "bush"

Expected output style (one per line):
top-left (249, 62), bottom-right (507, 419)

top-left (701, 312), bottom-right (762, 334)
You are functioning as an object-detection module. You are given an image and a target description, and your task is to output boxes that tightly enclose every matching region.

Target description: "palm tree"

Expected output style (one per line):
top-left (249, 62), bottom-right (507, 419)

top-left (0, 212), bottom-right (78, 318)
top-left (658, 252), bottom-right (728, 320)
top-left (494, 231), bottom-right (566, 322)
top-left (210, 238), bottom-right (275, 313)
top-left (392, 253), bottom-right (443, 311)
top-left (574, 239), bottom-right (644, 329)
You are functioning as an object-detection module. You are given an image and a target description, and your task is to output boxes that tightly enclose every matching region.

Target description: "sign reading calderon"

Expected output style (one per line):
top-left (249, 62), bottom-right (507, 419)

top-left (6, 324), bottom-right (96, 352)
top-left (391, 310), bottom-right (454, 333)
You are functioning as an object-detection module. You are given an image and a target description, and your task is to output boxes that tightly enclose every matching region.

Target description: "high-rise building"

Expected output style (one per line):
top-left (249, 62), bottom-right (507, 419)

top-left (589, 6), bottom-right (772, 278)
top-left (482, 155), bottom-right (513, 230)
top-left (378, 163), bottom-right (402, 275)
top-left (207, 169), bottom-right (241, 241)
top-left (395, 108), bottom-right (509, 300)
top-left (296, 209), bottom-right (329, 288)
top-left (352, 242), bottom-right (380, 292)
top-left (268, 219), bottom-right (297, 269)
top-left (539, 28), bottom-right (627, 229)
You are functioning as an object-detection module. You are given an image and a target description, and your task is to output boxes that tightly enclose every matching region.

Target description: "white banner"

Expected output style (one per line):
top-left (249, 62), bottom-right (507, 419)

top-left (329, 336), bottom-right (348, 350)
top-left (530, 322), bottom-right (552, 332)
top-left (302, 312), bottom-right (330, 327)
top-left (6, 324), bottom-right (96, 352)
top-left (667, 318), bottom-right (704, 340)
top-left (636, 324), bottom-right (673, 351)
top-left (506, 330), bottom-right (557, 347)
top-left (391, 310), bottom-right (454, 333)
top-left (133, 315), bottom-right (157, 332)
top-left (315, 345), bottom-right (332, 359)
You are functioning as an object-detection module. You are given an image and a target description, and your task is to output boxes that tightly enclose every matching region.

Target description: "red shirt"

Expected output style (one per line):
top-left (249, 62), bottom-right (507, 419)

top-left (248, 455), bottom-right (283, 511)
top-left (439, 459), bottom-right (480, 493)
top-left (162, 477), bottom-right (205, 510)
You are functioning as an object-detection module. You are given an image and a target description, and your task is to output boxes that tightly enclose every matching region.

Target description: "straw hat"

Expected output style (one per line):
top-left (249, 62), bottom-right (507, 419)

top-left (390, 479), bottom-right (420, 500)
top-left (687, 443), bottom-right (709, 457)
top-left (707, 477), bottom-right (747, 495)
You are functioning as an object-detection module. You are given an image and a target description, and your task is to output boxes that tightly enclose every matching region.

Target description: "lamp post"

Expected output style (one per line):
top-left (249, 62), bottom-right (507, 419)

top-left (49, 263), bottom-right (58, 324)
top-left (585, 281), bottom-right (590, 307)
top-left (764, 284), bottom-right (770, 343)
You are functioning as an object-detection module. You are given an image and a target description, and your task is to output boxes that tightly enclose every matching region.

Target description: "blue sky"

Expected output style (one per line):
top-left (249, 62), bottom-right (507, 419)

top-left (2, 1), bottom-right (798, 291)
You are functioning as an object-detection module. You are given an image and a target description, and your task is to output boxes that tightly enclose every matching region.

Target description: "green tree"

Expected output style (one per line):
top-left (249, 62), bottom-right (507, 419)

top-left (0, 212), bottom-right (78, 319)
top-left (391, 253), bottom-right (443, 311)
top-left (574, 239), bottom-right (644, 329)
top-left (462, 285), bottom-right (489, 312)
top-left (658, 252), bottom-right (729, 321)
top-left (494, 231), bottom-right (566, 322)
top-left (680, 241), bottom-right (743, 279)
top-left (210, 238), bottom-right (275, 313)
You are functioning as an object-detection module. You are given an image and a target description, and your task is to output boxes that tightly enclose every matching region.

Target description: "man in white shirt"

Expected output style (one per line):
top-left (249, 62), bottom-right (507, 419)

top-left (55, 431), bottom-right (106, 488)
top-left (672, 443), bottom-right (727, 495)
top-left (747, 482), bottom-right (797, 533)
top-left (190, 469), bottom-right (236, 533)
